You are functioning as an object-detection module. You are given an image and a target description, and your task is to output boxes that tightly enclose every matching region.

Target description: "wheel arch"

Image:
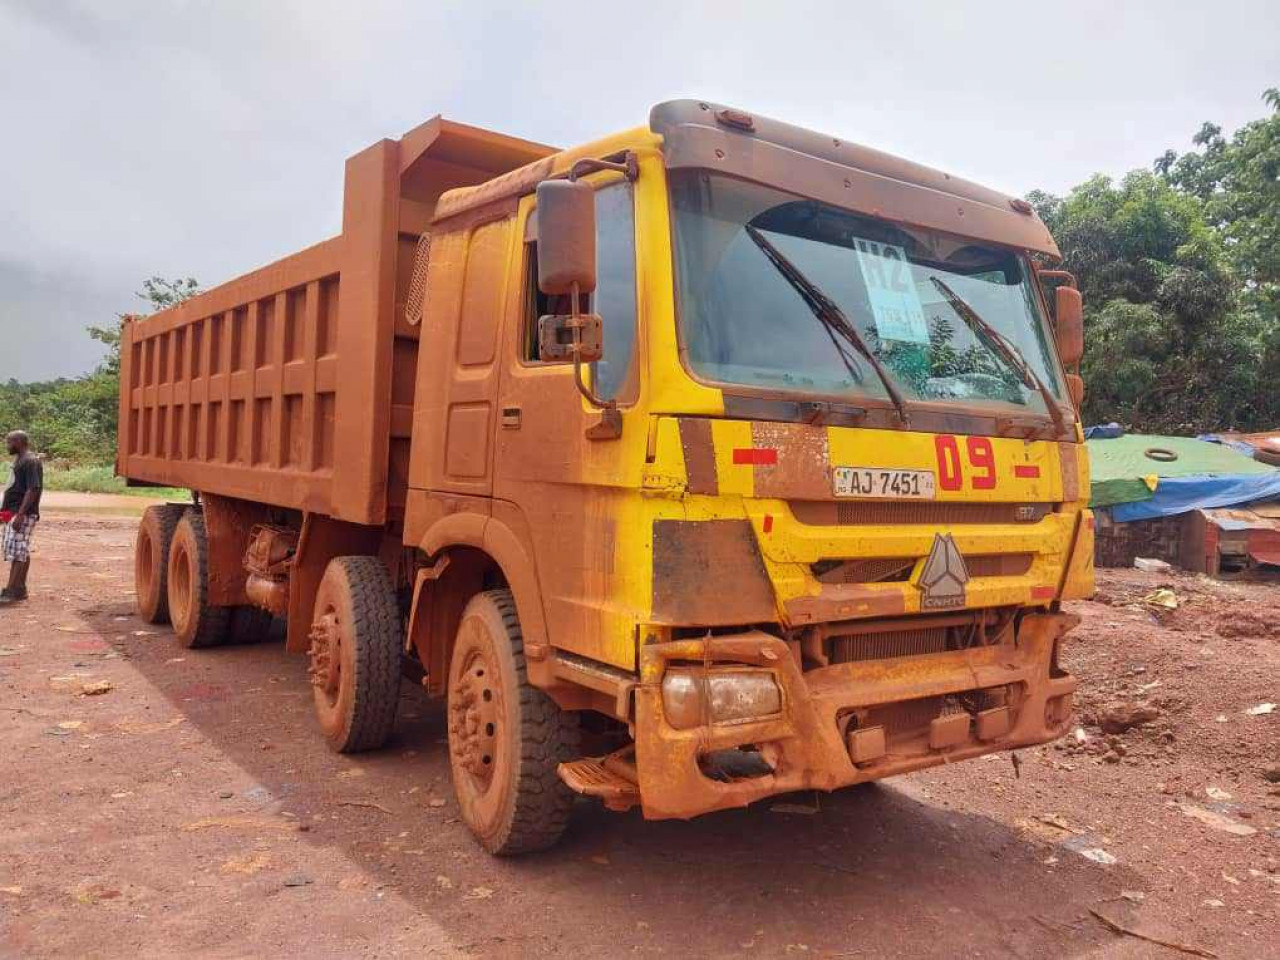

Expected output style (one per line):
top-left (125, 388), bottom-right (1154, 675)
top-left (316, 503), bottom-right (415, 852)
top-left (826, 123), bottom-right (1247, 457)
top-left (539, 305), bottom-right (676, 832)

top-left (285, 514), bottom-right (384, 653)
top-left (410, 511), bottom-right (548, 698)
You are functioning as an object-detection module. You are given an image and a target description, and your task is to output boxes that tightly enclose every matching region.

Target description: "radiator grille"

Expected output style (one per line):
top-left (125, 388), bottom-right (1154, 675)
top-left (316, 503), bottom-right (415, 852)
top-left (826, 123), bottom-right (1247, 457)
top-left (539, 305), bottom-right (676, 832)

top-left (792, 501), bottom-right (1049, 526)
top-left (830, 627), bottom-right (949, 663)
top-left (811, 552), bottom-right (1032, 585)
top-left (813, 557), bottom-right (915, 584)
top-left (965, 553), bottom-right (1034, 577)
top-left (863, 696), bottom-right (947, 741)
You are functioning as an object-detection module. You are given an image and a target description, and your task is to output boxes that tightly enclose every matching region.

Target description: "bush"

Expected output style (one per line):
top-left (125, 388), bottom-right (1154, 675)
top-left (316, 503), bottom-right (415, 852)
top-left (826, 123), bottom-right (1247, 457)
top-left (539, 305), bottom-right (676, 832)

top-left (0, 460), bottom-right (185, 499)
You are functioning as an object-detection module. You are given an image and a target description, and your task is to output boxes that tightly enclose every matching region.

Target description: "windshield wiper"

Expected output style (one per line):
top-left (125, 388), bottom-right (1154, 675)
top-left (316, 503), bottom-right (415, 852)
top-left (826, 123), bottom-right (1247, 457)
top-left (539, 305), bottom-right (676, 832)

top-left (745, 225), bottom-right (910, 426)
top-left (929, 276), bottom-right (1068, 435)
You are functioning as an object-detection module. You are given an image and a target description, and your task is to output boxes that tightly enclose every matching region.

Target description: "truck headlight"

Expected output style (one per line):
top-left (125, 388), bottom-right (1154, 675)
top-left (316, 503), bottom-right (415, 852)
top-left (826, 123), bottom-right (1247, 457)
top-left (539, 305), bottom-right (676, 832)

top-left (661, 668), bottom-right (782, 730)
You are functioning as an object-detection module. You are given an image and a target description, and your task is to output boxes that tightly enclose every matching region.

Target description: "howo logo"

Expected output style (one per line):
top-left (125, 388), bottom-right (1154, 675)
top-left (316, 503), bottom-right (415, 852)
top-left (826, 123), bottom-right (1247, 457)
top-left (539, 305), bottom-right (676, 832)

top-left (918, 533), bottom-right (969, 609)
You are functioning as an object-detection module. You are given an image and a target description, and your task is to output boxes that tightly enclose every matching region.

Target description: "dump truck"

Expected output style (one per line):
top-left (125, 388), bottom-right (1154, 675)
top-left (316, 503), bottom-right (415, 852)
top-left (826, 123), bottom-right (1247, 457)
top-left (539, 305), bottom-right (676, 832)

top-left (118, 100), bottom-right (1093, 854)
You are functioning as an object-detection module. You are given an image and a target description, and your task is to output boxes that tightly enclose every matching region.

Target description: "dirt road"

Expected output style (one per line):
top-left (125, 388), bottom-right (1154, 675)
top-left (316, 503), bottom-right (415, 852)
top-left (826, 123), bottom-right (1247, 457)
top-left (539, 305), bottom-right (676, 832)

top-left (1, 505), bottom-right (1276, 958)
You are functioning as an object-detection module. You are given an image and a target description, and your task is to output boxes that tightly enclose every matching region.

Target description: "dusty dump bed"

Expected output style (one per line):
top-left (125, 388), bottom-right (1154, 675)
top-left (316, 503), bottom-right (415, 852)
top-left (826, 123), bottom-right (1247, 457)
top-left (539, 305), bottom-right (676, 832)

top-left (117, 118), bottom-right (554, 526)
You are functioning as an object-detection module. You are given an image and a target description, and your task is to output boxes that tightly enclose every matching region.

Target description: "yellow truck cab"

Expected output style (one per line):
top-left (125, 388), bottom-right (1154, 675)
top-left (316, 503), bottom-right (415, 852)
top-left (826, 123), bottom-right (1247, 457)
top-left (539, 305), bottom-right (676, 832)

top-left (120, 100), bottom-right (1093, 855)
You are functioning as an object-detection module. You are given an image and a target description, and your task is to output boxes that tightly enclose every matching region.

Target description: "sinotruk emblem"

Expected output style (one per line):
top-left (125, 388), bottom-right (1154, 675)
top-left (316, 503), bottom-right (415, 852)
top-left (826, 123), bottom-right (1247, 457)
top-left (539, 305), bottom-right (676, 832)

top-left (918, 533), bottom-right (969, 609)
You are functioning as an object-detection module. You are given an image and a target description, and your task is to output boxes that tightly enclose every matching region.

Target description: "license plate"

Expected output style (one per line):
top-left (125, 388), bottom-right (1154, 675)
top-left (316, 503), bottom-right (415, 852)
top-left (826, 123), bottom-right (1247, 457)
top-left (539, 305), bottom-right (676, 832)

top-left (832, 467), bottom-right (936, 499)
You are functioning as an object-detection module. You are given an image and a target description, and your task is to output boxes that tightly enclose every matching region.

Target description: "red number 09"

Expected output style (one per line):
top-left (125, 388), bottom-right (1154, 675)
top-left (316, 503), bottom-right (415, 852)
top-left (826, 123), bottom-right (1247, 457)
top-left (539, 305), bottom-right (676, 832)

top-left (967, 437), bottom-right (996, 490)
top-left (935, 435), bottom-right (964, 490)
top-left (934, 434), bottom-right (997, 491)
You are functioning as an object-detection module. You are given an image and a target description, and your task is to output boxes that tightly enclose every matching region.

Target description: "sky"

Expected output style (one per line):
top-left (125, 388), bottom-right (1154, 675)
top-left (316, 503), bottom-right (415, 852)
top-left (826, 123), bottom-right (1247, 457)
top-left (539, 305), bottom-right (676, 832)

top-left (1, 0), bottom-right (1276, 381)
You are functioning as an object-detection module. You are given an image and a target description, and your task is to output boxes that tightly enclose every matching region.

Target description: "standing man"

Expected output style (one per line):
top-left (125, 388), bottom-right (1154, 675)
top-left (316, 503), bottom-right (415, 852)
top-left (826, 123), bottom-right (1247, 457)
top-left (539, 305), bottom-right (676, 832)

top-left (1, 431), bottom-right (42, 605)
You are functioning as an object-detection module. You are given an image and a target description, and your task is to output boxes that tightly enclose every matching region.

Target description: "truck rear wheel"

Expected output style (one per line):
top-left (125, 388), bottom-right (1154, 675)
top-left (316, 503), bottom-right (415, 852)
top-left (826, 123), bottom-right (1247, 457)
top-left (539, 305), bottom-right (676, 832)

top-left (167, 510), bottom-right (231, 648)
top-left (447, 589), bottom-right (581, 855)
top-left (226, 606), bottom-right (277, 644)
top-left (308, 556), bottom-right (401, 753)
top-left (135, 503), bottom-right (186, 624)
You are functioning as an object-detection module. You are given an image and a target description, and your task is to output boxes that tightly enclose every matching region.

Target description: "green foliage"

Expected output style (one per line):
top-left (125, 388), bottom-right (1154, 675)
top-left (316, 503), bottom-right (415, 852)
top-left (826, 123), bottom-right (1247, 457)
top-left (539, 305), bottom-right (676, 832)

top-left (87, 276), bottom-right (200, 377)
top-left (1029, 89), bottom-right (1280, 433)
top-left (0, 277), bottom-right (199, 467)
top-left (0, 460), bottom-right (185, 498)
top-left (1164, 91), bottom-right (1280, 315)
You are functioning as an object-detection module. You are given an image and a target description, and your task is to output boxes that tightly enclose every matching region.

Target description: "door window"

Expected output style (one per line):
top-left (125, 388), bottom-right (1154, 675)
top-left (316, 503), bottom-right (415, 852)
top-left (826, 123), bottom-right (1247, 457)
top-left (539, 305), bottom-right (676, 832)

top-left (524, 182), bottom-right (638, 402)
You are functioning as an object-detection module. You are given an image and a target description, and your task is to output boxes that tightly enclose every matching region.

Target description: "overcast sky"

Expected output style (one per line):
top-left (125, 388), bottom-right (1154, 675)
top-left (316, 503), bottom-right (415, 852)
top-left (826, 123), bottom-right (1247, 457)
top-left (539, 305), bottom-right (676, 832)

top-left (1, 0), bottom-right (1276, 381)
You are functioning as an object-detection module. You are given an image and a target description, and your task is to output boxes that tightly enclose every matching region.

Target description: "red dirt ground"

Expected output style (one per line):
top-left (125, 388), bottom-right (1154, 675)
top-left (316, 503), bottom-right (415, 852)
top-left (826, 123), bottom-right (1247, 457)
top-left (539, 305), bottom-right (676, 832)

top-left (1, 504), bottom-right (1276, 958)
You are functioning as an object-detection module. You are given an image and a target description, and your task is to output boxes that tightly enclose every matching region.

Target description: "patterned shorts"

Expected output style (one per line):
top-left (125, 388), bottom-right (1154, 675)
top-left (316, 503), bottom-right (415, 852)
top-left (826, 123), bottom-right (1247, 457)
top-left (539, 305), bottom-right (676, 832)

top-left (2, 516), bottom-right (36, 563)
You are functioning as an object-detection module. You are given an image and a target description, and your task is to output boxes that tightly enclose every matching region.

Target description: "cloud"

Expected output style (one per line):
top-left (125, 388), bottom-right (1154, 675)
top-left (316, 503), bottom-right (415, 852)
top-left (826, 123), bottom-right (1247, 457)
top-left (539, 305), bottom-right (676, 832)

top-left (1, 0), bottom-right (1276, 380)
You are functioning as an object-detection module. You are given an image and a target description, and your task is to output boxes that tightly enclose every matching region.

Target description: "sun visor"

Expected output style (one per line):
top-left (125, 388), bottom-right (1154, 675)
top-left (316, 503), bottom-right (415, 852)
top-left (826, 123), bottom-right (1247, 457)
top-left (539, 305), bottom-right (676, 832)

top-left (650, 100), bottom-right (1059, 259)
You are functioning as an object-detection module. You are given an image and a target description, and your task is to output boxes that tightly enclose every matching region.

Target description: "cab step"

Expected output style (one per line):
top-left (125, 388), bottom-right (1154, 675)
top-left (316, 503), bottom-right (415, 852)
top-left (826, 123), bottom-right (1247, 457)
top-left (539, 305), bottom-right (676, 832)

top-left (557, 752), bottom-right (641, 812)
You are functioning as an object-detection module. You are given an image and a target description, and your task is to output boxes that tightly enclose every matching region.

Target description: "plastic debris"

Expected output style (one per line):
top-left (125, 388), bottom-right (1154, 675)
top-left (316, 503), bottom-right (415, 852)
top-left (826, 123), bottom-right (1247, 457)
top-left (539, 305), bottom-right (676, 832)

top-left (1205, 786), bottom-right (1233, 801)
top-left (1142, 588), bottom-right (1180, 609)
top-left (1245, 702), bottom-right (1275, 716)
top-left (1076, 847), bottom-right (1117, 865)
top-left (1134, 557), bottom-right (1173, 573)
top-left (1179, 803), bottom-right (1257, 836)
top-left (1062, 835), bottom-right (1117, 864)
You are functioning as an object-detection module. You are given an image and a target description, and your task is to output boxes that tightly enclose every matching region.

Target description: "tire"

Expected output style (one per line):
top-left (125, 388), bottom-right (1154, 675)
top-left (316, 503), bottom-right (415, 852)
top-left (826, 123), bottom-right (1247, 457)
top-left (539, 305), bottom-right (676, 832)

top-left (167, 509), bottom-right (231, 649)
top-left (135, 503), bottom-right (186, 624)
top-left (447, 589), bottom-right (581, 855)
top-left (308, 556), bottom-right (401, 753)
top-left (226, 606), bottom-right (277, 644)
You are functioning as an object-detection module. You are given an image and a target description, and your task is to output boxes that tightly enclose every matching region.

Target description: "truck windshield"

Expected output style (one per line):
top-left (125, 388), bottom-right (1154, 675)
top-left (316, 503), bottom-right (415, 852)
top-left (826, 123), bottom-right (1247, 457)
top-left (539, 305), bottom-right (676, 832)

top-left (669, 170), bottom-right (1064, 417)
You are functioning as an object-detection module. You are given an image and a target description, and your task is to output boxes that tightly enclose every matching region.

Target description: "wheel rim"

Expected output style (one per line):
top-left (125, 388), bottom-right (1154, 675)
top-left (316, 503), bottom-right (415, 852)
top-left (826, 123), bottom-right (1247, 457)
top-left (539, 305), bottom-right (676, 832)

top-left (170, 540), bottom-right (192, 633)
top-left (448, 617), bottom-right (506, 824)
top-left (308, 604), bottom-right (345, 710)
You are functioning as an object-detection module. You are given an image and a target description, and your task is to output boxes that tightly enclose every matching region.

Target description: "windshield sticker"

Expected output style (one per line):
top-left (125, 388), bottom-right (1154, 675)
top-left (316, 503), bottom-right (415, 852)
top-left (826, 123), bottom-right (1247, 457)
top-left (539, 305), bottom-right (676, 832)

top-left (852, 239), bottom-right (929, 345)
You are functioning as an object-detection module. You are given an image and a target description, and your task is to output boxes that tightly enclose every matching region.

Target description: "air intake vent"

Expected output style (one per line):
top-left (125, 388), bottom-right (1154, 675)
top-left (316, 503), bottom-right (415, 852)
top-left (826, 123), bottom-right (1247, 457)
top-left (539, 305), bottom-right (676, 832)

top-left (404, 232), bottom-right (432, 326)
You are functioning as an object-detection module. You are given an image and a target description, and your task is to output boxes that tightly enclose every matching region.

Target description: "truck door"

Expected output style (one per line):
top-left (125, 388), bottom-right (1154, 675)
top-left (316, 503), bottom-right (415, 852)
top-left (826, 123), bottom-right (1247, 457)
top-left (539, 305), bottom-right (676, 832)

top-left (494, 178), bottom-right (642, 668)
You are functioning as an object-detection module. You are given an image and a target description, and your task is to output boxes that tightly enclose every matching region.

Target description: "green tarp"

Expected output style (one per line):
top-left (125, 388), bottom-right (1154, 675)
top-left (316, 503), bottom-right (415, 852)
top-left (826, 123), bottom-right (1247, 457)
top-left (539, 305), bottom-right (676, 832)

top-left (1087, 434), bottom-right (1275, 508)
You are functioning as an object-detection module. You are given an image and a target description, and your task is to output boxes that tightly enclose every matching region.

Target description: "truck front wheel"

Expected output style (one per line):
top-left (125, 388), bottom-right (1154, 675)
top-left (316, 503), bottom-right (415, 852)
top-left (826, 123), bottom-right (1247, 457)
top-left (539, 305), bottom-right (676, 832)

top-left (135, 503), bottom-right (186, 624)
top-left (308, 556), bottom-right (401, 753)
top-left (167, 510), bottom-right (231, 648)
top-left (447, 589), bottom-right (581, 855)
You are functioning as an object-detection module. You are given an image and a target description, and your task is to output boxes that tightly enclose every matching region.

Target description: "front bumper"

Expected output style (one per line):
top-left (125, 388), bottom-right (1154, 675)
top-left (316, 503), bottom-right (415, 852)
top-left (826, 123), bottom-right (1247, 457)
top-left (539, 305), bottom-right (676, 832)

top-left (633, 612), bottom-right (1077, 820)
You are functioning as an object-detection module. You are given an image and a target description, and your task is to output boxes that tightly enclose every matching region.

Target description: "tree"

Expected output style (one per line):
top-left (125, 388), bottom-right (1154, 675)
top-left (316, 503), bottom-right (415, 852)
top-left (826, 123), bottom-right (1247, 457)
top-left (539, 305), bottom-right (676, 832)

top-left (1029, 170), bottom-right (1253, 431)
top-left (0, 276), bottom-right (200, 465)
top-left (88, 276), bottom-right (200, 375)
top-left (1161, 91), bottom-right (1280, 299)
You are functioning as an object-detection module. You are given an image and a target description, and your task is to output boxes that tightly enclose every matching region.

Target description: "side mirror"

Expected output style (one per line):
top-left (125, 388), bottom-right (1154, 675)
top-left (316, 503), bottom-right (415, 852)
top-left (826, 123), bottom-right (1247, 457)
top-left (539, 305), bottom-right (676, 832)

top-left (1065, 373), bottom-right (1085, 409)
top-left (536, 179), bottom-right (597, 296)
top-left (1054, 285), bottom-right (1084, 368)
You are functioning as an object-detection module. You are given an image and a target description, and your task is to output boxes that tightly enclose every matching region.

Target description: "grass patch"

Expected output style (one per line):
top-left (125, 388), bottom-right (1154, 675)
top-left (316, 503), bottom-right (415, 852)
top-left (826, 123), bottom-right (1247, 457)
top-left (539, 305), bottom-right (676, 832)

top-left (0, 461), bottom-right (187, 499)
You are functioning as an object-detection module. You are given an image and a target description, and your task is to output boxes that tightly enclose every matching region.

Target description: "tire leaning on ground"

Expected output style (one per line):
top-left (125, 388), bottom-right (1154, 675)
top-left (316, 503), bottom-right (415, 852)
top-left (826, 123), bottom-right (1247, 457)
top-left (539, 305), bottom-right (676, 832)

top-left (307, 556), bottom-right (402, 753)
top-left (134, 503), bottom-right (187, 624)
top-left (167, 509), bottom-right (231, 649)
top-left (447, 589), bottom-right (581, 855)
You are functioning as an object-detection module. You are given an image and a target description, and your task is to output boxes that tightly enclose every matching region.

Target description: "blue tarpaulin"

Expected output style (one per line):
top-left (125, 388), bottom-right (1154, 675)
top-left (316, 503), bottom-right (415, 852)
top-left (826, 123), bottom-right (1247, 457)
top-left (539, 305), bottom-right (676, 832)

top-left (1110, 471), bottom-right (1280, 521)
top-left (1195, 433), bottom-right (1258, 457)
